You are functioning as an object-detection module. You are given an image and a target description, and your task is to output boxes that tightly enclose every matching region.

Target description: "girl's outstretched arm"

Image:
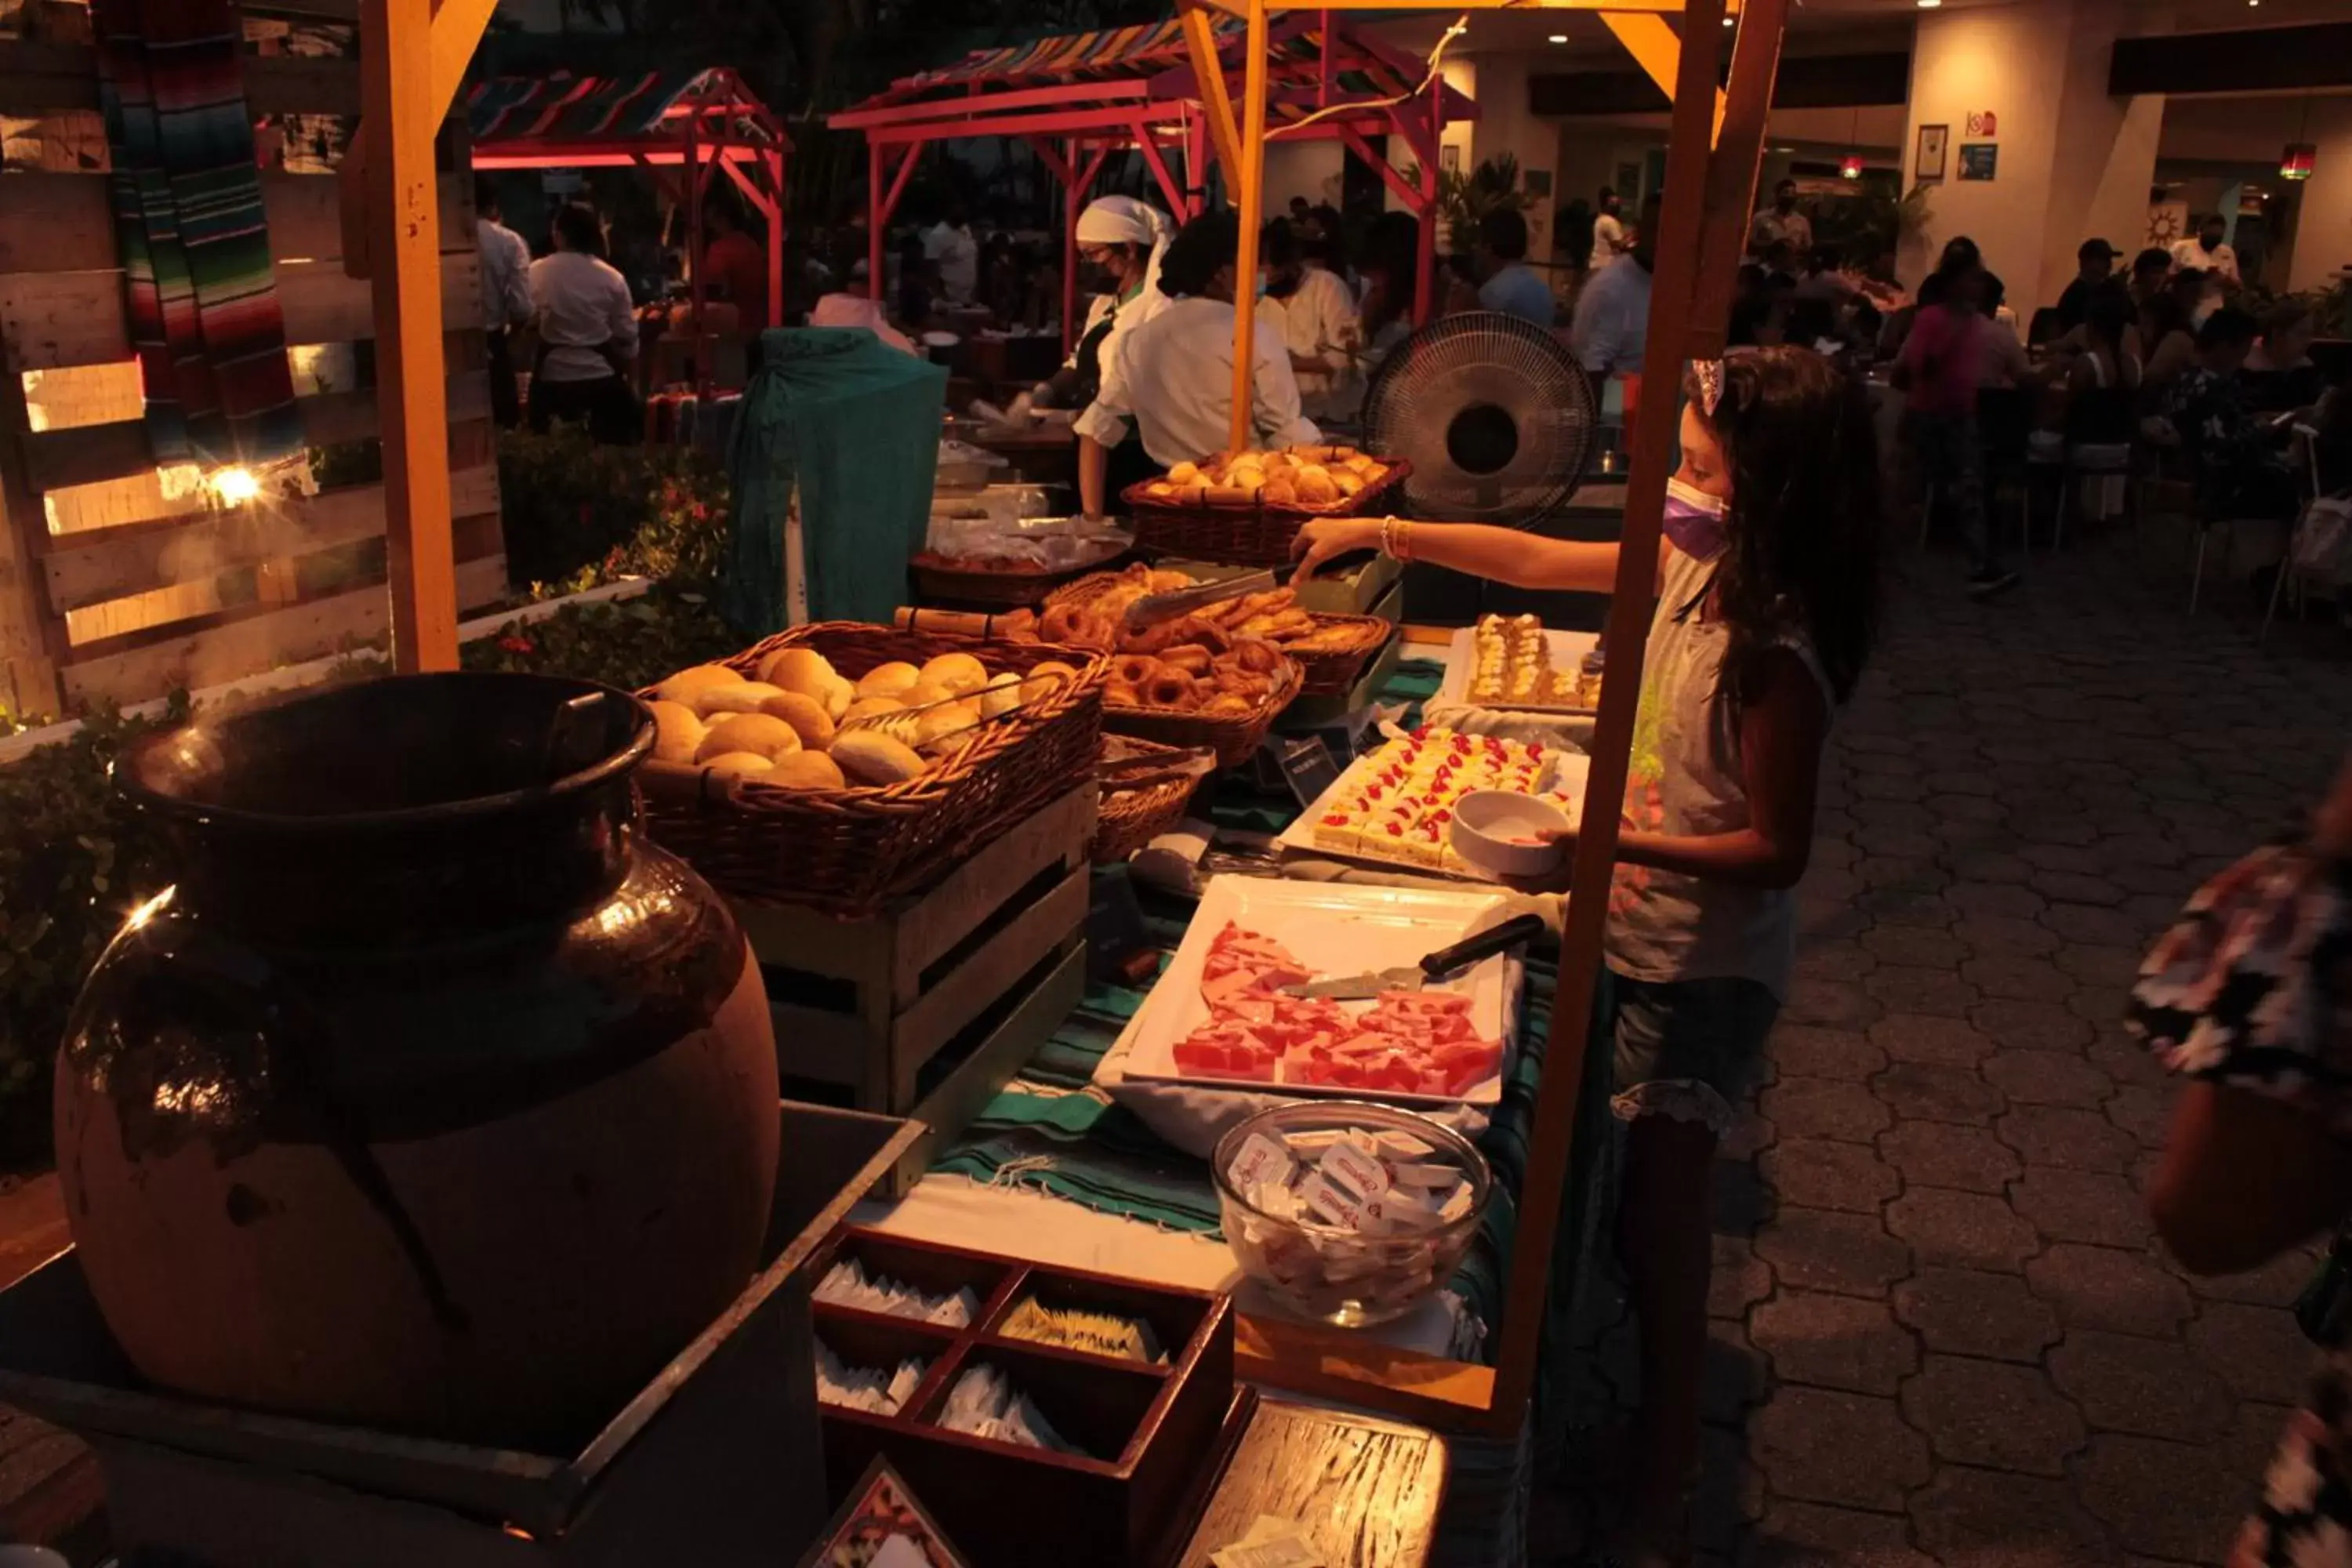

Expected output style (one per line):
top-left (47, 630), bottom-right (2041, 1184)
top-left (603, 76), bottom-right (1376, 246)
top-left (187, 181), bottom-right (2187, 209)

top-left (1293, 517), bottom-right (1668, 594)
top-left (1552, 646), bottom-right (1829, 891)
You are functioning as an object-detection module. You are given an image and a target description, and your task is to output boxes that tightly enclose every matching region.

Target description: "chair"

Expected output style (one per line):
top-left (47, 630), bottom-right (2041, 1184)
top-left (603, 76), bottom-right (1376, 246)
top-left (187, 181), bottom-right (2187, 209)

top-left (2263, 425), bottom-right (2339, 641)
top-left (2027, 384), bottom-right (2136, 550)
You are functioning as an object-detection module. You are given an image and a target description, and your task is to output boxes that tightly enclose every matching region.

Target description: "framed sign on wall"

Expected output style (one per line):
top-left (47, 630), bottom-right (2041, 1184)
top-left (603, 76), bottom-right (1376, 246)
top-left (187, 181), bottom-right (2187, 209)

top-left (1958, 142), bottom-right (1998, 182)
top-left (1916, 123), bottom-right (1949, 183)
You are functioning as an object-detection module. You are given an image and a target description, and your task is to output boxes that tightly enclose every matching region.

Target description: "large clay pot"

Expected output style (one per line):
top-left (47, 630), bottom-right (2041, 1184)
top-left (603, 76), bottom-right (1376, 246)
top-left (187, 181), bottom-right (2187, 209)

top-left (55, 673), bottom-right (780, 1450)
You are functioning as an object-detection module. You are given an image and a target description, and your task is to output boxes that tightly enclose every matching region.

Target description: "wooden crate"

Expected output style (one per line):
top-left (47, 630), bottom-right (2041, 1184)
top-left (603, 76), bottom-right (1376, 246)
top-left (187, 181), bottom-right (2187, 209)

top-left (811, 1226), bottom-right (1250, 1568)
top-left (731, 786), bottom-right (1095, 1196)
top-left (0, 36), bottom-right (506, 719)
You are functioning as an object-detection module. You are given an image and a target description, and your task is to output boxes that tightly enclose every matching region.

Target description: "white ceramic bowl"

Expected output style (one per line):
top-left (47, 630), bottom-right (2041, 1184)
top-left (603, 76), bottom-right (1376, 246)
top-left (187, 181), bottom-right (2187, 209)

top-left (1450, 789), bottom-right (1571, 879)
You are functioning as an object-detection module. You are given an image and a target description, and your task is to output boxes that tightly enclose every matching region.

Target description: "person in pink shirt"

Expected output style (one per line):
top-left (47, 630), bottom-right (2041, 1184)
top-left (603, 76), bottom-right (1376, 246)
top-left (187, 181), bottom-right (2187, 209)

top-left (1896, 261), bottom-right (2019, 597)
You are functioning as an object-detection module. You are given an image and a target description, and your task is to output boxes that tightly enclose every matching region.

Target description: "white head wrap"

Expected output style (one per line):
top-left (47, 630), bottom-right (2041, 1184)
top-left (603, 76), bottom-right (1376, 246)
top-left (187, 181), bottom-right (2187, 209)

top-left (1076, 195), bottom-right (1174, 309)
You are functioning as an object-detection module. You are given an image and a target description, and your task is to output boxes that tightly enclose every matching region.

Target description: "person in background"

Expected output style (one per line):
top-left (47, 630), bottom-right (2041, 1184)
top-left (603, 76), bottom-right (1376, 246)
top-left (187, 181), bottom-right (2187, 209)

top-left (1896, 259), bottom-right (2017, 597)
top-left (1475, 208), bottom-right (1555, 326)
top-left (2142, 267), bottom-right (2209, 394)
top-left (1355, 210), bottom-right (1424, 382)
top-left (2129, 245), bottom-right (2175, 314)
top-left (895, 233), bottom-right (932, 331)
top-left (2053, 238), bottom-right (2118, 337)
top-left (924, 201), bottom-right (979, 307)
top-left (1029, 195), bottom-right (1171, 416)
top-left (1793, 245), bottom-right (1855, 307)
top-left (1075, 210), bottom-right (1316, 520)
top-left (2142, 753), bottom-right (2352, 1568)
top-left (1972, 273), bottom-right (2037, 390)
top-left (527, 200), bottom-right (639, 445)
top-left (2160, 306), bottom-right (2300, 525)
top-left (1728, 266), bottom-right (1795, 350)
top-left (1572, 193), bottom-right (1661, 379)
top-left (1748, 176), bottom-right (1812, 257)
top-left (474, 176), bottom-right (532, 429)
top-left (1559, 196), bottom-right (1595, 283)
top-left (1292, 349), bottom-right (1883, 1568)
top-left (1261, 218), bottom-right (1361, 423)
top-left (2171, 212), bottom-right (2241, 291)
top-left (1589, 186), bottom-right (1632, 274)
top-left (2241, 298), bottom-right (2326, 416)
top-left (2048, 282), bottom-right (2142, 444)
top-left (700, 188), bottom-right (771, 332)
top-left (1875, 270), bottom-right (1944, 365)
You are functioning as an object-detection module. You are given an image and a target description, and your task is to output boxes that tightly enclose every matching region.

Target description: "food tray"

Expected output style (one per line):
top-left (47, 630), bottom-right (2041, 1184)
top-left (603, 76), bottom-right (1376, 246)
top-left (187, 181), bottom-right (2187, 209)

top-left (1045, 572), bottom-right (1388, 698)
top-left (636, 623), bottom-right (1109, 919)
top-left (811, 1226), bottom-right (1247, 1568)
top-left (1120, 459), bottom-right (1412, 568)
top-left (1436, 625), bottom-right (1604, 716)
top-left (1104, 656), bottom-right (1302, 771)
top-left (1119, 878), bottom-right (1520, 1108)
top-left (1273, 744), bottom-right (1592, 884)
top-left (910, 539), bottom-right (1133, 609)
top-left (1092, 735), bottom-right (1215, 865)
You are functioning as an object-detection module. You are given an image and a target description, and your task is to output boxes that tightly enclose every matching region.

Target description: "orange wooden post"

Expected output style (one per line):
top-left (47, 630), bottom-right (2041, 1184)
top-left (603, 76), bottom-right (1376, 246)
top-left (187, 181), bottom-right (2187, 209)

top-left (1225, 0), bottom-right (1271, 453)
top-left (364, 0), bottom-right (456, 673)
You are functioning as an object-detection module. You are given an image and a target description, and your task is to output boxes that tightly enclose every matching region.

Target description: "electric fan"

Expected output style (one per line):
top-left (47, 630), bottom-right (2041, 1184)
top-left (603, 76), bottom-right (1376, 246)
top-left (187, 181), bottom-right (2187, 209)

top-left (1360, 310), bottom-right (1599, 526)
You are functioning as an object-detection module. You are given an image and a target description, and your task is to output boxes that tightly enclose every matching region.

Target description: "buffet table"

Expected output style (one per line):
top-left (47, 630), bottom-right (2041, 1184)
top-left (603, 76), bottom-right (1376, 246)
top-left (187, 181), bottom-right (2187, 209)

top-left (855, 659), bottom-right (1613, 1568)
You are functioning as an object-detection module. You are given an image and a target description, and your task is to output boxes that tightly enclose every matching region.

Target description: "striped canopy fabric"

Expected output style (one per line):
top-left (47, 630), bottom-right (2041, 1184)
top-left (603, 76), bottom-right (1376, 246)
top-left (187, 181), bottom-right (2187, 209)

top-left (858, 15), bottom-right (1417, 118)
top-left (92, 0), bottom-right (301, 470)
top-left (469, 69), bottom-right (726, 147)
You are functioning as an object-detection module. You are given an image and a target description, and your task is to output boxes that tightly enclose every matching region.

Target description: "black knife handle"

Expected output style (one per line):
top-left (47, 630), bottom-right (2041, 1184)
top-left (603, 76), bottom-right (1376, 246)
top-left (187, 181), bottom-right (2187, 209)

top-left (1421, 913), bottom-right (1551, 978)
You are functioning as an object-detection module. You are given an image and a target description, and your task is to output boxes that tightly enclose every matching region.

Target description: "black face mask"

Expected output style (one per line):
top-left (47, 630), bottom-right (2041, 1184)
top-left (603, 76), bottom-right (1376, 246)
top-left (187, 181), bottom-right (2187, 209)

top-left (1267, 268), bottom-right (1303, 300)
top-left (1078, 262), bottom-right (1118, 294)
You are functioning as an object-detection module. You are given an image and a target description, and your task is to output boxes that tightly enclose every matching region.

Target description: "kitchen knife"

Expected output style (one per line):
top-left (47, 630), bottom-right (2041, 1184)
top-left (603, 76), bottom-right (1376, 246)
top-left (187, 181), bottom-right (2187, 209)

top-left (1280, 913), bottom-right (1551, 1001)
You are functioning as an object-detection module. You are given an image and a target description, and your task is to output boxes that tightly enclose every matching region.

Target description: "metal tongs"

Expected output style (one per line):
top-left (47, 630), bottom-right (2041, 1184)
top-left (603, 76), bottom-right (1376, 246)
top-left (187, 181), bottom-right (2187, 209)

top-left (1120, 570), bottom-right (1278, 636)
top-left (1279, 913), bottom-right (1551, 1001)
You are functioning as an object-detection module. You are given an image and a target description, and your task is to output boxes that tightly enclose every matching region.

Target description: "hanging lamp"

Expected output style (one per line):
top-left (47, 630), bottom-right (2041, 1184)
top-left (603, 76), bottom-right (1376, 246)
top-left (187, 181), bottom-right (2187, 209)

top-left (2281, 99), bottom-right (2317, 182)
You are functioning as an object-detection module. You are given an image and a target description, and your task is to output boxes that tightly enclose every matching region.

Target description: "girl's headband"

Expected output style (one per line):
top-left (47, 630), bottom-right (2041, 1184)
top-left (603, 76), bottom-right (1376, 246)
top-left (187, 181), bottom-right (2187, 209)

top-left (1695, 359), bottom-right (1727, 418)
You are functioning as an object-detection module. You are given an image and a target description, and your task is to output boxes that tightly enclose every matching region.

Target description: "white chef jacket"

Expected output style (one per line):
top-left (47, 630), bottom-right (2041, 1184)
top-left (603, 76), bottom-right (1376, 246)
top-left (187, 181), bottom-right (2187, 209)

top-left (1069, 278), bottom-right (1171, 379)
top-left (1265, 263), bottom-right (1359, 422)
top-left (2170, 238), bottom-right (2239, 283)
top-left (477, 216), bottom-right (532, 332)
top-left (527, 251), bottom-right (637, 383)
top-left (1588, 212), bottom-right (1628, 272)
top-left (925, 220), bottom-right (979, 305)
top-left (1075, 296), bottom-right (1319, 466)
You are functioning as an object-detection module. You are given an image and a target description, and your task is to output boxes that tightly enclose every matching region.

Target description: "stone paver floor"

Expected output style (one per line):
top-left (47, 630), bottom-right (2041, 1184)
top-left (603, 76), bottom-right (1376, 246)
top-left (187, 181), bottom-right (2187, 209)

top-left (1538, 525), bottom-right (2352, 1566)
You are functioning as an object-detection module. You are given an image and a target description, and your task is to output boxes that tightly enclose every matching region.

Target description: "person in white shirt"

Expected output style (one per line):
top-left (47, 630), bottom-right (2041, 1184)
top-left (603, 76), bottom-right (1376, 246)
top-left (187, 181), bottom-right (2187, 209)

top-left (474, 176), bottom-right (533, 428)
top-left (924, 203), bottom-right (979, 307)
top-left (526, 201), bottom-right (639, 444)
top-left (1748, 178), bottom-right (1813, 257)
top-left (1031, 196), bottom-right (1172, 414)
top-left (1587, 187), bottom-right (1631, 274)
top-left (1076, 210), bottom-right (1319, 519)
top-left (2171, 213), bottom-right (2241, 291)
top-left (1258, 219), bottom-right (1361, 423)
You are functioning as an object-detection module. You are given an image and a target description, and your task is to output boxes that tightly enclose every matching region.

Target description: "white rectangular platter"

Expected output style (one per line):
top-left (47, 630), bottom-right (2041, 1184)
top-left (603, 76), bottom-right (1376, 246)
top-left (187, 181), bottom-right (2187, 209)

top-left (1435, 625), bottom-right (1603, 715)
top-left (1120, 877), bottom-right (1520, 1108)
top-left (1273, 745), bottom-right (1592, 883)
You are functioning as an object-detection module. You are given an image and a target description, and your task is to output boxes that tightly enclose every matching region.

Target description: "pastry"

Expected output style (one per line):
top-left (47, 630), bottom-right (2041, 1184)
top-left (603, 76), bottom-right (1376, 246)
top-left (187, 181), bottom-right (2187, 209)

top-left (855, 662), bottom-right (923, 700)
top-left (918, 651), bottom-right (989, 696)
top-left (653, 664), bottom-right (740, 706)
top-left (841, 696), bottom-right (904, 725)
top-left (913, 705), bottom-right (975, 752)
top-left (757, 691), bottom-right (835, 750)
top-left (648, 699), bottom-right (706, 764)
top-left (979, 672), bottom-right (1025, 719)
top-left (764, 751), bottom-right (847, 791)
top-left (699, 751), bottom-right (775, 781)
top-left (691, 681), bottom-right (789, 718)
top-left (698, 713), bottom-right (803, 762)
top-left (833, 731), bottom-right (928, 785)
top-left (1021, 660), bottom-right (1079, 703)
top-left (757, 646), bottom-right (836, 693)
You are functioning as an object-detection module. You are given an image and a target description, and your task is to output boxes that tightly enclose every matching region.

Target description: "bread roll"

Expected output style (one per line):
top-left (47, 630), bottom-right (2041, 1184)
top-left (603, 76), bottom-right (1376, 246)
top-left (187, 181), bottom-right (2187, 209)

top-left (691, 681), bottom-right (788, 718)
top-left (898, 679), bottom-right (956, 710)
top-left (648, 700), bottom-right (707, 764)
top-left (912, 705), bottom-right (976, 753)
top-left (757, 646), bottom-right (837, 693)
top-left (841, 696), bottom-right (906, 725)
top-left (979, 671), bottom-right (1024, 719)
top-left (1167, 461), bottom-right (1202, 485)
top-left (855, 662), bottom-right (922, 699)
top-left (764, 751), bottom-right (847, 791)
top-left (757, 691), bottom-right (836, 750)
top-left (918, 652), bottom-right (989, 696)
top-left (697, 713), bottom-right (803, 763)
top-left (811, 672), bottom-right (855, 720)
top-left (699, 752), bottom-right (774, 781)
top-left (654, 665), bottom-right (740, 706)
top-left (832, 730), bottom-right (928, 786)
top-left (1021, 660), bottom-right (1079, 704)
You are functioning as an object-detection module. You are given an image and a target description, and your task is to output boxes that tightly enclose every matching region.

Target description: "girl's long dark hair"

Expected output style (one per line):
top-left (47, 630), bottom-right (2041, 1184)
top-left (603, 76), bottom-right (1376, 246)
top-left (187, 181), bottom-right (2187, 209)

top-left (1681, 347), bottom-right (1882, 707)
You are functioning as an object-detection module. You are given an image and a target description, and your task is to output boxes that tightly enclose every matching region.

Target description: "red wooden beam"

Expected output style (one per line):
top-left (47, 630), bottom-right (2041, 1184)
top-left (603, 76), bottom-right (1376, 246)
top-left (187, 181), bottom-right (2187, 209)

top-left (1132, 118), bottom-right (1187, 214)
top-left (831, 78), bottom-right (1151, 130)
top-left (1337, 124), bottom-right (1421, 209)
top-left (1027, 135), bottom-right (1075, 187)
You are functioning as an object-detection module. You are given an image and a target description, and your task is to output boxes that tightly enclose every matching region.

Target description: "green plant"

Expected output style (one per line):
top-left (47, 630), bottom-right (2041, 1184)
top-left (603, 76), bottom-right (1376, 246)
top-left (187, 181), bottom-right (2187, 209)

top-left (1424, 153), bottom-right (1536, 255)
top-left (460, 580), bottom-right (742, 693)
top-left (496, 429), bottom-right (731, 592)
top-left (0, 700), bottom-right (183, 1169)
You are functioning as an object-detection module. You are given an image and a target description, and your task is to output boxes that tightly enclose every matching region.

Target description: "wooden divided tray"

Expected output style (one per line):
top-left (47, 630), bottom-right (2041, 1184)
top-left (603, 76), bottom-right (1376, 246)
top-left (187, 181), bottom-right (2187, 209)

top-left (811, 1227), bottom-right (1248, 1568)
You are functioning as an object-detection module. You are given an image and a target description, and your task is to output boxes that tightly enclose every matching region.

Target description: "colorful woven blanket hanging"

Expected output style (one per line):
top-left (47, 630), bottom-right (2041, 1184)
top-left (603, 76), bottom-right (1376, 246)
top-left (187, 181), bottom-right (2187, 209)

top-left (92, 0), bottom-right (301, 470)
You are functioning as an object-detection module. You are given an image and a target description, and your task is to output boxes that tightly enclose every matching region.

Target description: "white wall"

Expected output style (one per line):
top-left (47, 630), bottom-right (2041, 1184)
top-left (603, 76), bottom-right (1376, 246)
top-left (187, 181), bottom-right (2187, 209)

top-left (2158, 95), bottom-right (2352, 291)
top-left (1264, 143), bottom-right (1345, 218)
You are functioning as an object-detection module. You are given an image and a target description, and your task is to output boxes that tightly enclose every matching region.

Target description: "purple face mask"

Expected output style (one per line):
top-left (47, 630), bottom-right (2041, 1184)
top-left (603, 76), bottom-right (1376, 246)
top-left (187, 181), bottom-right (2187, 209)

top-left (1662, 475), bottom-right (1730, 560)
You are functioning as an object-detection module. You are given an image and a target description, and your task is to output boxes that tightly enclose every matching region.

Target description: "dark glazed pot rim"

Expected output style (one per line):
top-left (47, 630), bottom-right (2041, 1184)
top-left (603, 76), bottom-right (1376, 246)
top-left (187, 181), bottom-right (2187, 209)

top-left (117, 673), bottom-right (657, 837)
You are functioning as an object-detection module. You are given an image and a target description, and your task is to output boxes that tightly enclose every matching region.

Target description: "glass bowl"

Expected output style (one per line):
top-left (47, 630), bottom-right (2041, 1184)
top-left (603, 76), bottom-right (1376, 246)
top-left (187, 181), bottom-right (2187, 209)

top-left (1210, 1100), bottom-right (1493, 1328)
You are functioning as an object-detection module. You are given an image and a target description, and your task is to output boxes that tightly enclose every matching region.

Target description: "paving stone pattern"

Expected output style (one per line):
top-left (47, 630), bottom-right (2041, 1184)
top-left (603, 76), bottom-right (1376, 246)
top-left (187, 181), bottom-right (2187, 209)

top-left (1537, 541), bottom-right (2352, 1565)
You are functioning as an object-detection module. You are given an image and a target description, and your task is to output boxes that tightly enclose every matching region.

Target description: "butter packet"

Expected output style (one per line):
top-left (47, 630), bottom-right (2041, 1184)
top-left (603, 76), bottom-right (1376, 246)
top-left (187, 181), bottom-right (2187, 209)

top-left (997, 1297), bottom-right (1167, 1365)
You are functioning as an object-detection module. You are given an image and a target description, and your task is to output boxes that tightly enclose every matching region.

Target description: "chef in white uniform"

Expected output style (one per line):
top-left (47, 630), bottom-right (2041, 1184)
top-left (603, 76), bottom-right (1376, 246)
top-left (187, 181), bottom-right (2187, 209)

top-left (1076, 210), bottom-right (1318, 520)
top-left (1029, 196), bottom-right (1173, 417)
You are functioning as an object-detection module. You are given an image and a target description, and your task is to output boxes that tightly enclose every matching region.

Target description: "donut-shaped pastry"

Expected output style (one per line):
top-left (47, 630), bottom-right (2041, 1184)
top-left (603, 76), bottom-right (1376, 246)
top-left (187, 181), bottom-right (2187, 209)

top-left (1144, 669), bottom-right (1198, 710)
top-left (1160, 646), bottom-right (1214, 677)
top-left (1229, 637), bottom-right (1284, 674)
top-left (1114, 653), bottom-right (1160, 688)
top-left (1040, 603), bottom-right (1087, 644)
top-left (1200, 694), bottom-right (1256, 717)
top-left (1104, 681), bottom-right (1142, 708)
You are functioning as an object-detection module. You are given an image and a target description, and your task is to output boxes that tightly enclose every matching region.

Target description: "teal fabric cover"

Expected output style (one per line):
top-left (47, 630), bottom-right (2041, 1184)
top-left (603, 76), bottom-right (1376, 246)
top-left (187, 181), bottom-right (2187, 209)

top-left (724, 328), bottom-right (946, 633)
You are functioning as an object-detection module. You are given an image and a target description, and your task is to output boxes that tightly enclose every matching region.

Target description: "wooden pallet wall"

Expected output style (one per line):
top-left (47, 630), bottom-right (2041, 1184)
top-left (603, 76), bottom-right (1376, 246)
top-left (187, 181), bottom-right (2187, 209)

top-left (0, 26), bottom-right (506, 717)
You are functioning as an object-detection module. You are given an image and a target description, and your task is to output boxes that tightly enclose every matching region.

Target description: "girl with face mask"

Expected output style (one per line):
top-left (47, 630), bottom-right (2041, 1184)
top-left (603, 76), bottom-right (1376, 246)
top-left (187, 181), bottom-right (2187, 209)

top-left (1293, 348), bottom-right (1882, 1566)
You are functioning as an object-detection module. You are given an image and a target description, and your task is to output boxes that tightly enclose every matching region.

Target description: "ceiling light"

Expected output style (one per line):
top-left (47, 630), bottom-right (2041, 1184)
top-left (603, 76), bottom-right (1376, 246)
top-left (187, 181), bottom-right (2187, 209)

top-left (1548, 32), bottom-right (1567, 42)
top-left (1917, 0), bottom-right (1940, 8)
top-left (1722, 13), bottom-right (1735, 24)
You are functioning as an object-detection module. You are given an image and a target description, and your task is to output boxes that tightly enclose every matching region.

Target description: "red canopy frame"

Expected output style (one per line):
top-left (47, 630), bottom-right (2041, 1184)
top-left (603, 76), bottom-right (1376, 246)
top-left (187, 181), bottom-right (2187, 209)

top-left (471, 68), bottom-right (792, 389)
top-left (831, 10), bottom-right (1475, 350)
